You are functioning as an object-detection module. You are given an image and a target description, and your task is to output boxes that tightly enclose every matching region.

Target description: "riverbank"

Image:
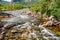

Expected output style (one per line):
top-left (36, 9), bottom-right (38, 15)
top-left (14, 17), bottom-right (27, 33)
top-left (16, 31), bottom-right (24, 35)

top-left (0, 8), bottom-right (60, 40)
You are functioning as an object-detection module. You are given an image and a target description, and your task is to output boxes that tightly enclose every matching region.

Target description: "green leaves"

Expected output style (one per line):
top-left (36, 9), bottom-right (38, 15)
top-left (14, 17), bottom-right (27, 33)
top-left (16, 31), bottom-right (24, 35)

top-left (30, 4), bottom-right (41, 12)
top-left (30, 0), bottom-right (60, 20)
top-left (0, 3), bottom-right (23, 10)
top-left (50, 0), bottom-right (60, 20)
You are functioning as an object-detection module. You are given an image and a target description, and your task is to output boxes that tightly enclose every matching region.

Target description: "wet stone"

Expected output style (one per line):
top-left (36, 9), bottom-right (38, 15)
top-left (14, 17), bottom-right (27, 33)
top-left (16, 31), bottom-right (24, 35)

top-left (20, 26), bottom-right (28, 29)
top-left (0, 34), bottom-right (3, 40)
top-left (11, 29), bottom-right (18, 34)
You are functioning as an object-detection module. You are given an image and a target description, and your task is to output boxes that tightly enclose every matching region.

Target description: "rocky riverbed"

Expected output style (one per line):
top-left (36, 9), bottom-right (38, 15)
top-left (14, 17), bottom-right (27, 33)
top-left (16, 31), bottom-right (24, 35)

top-left (0, 22), bottom-right (60, 40)
top-left (0, 8), bottom-right (60, 40)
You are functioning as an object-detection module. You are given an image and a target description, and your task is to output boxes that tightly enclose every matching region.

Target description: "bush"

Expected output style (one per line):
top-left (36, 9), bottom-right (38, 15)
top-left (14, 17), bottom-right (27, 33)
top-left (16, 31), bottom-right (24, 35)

top-left (0, 3), bottom-right (23, 10)
top-left (30, 0), bottom-right (60, 20)
top-left (30, 4), bottom-right (41, 12)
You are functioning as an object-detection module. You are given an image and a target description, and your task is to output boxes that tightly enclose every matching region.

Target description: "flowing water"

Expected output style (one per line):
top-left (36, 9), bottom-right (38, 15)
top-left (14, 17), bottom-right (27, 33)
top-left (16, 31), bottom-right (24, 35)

top-left (39, 25), bottom-right (60, 40)
top-left (0, 9), bottom-right (60, 40)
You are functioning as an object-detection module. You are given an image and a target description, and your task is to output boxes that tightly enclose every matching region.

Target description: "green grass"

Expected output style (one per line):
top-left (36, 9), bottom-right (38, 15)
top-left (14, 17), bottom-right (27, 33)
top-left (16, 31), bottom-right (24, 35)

top-left (0, 3), bottom-right (23, 10)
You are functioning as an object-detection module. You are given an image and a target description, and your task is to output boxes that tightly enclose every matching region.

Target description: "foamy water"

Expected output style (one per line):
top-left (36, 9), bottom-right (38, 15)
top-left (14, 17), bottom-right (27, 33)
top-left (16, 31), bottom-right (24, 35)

top-left (1, 9), bottom-right (60, 40)
top-left (38, 25), bottom-right (60, 40)
top-left (1, 15), bottom-right (31, 23)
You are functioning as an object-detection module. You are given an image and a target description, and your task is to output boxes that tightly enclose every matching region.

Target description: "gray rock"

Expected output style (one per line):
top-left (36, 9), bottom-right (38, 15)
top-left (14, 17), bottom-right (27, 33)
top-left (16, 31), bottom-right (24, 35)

top-left (11, 29), bottom-right (18, 33)
top-left (0, 34), bottom-right (3, 40)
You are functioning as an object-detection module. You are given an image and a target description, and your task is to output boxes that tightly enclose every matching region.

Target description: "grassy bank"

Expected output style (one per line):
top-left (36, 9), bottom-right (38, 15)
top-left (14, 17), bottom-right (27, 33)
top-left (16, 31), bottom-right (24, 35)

top-left (0, 3), bottom-right (23, 10)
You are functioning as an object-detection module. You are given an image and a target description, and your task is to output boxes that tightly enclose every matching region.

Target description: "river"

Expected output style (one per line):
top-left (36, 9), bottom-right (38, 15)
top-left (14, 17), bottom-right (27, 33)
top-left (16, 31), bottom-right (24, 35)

top-left (0, 8), bottom-right (60, 40)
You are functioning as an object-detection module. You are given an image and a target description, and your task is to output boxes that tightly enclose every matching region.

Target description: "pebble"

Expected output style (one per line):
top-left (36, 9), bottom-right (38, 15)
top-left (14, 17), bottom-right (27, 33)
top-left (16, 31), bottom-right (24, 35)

top-left (21, 26), bottom-right (28, 29)
top-left (0, 34), bottom-right (3, 40)
top-left (3, 23), bottom-right (17, 29)
top-left (11, 29), bottom-right (18, 33)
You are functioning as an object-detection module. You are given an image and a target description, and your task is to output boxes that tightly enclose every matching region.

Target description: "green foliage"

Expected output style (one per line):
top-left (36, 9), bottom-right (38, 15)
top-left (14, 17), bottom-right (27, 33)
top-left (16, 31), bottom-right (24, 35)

top-left (0, 3), bottom-right (23, 10)
top-left (30, 3), bottom-right (41, 12)
top-left (30, 0), bottom-right (60, 20)
top-left (50, 0), bottom-right (60, 20)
